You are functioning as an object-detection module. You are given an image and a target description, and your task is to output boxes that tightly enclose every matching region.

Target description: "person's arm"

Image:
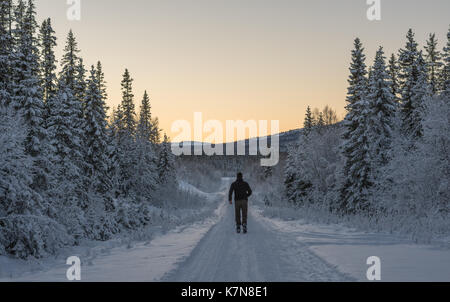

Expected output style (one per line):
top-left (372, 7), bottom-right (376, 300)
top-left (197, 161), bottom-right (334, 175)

top-left (246, 183), bottom-right (252, 198)
top-left (228, 183), bottom-right (234, 204)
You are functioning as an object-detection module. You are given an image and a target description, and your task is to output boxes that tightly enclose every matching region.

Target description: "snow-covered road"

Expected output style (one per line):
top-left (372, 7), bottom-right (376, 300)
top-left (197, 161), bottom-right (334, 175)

top-left (162, 203), bottom-right (352, 282)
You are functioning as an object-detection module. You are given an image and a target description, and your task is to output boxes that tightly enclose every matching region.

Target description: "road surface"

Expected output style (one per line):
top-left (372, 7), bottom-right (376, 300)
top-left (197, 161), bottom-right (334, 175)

top-left (163, 202), bottom-right (352, 281)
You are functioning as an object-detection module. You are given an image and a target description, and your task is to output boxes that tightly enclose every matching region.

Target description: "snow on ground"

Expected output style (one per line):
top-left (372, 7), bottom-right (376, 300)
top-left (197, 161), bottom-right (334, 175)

top-left (1, 204), bottom-right (226, 282)
top-left (1, 205), bottom-right (226, 282)
top-left (255, 208), bottom-right (450, 282)
top-left (0, 180), bottom-right (229, 282)
top-left (1, 178), bottom-right (449, 282)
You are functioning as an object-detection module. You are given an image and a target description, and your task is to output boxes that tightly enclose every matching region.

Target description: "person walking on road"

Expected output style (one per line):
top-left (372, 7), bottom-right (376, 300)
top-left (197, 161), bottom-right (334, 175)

top-left (228, 172), bottom-right (252, 234)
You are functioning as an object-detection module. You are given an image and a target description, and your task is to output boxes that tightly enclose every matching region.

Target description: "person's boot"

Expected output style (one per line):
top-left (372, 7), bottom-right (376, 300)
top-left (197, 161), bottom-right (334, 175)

top-left (236, 225), bottom-right (241, 233)
top-left (243, 224), bottom-right (247, 234)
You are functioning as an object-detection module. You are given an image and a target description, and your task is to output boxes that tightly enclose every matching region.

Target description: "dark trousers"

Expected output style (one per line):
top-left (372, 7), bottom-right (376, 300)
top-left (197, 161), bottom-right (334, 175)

top-left (235, 199), bottom-right (248, 226)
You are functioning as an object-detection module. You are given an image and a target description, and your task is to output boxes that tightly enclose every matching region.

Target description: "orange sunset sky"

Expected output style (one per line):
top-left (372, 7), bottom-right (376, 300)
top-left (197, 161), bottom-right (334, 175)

top-left (35, 0), bottom-right (450, 142)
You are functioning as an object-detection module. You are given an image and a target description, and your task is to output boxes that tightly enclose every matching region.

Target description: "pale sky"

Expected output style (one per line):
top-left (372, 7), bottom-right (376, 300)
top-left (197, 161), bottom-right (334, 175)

top-left (35, 0), bottom-right (450, 142)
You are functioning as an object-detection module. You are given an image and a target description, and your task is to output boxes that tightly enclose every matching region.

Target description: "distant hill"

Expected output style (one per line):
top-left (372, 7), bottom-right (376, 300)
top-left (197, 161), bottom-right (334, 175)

top-left (173, 128), bottom-right (304, 155)
top-left (172, 121), bottom-right (344, 156)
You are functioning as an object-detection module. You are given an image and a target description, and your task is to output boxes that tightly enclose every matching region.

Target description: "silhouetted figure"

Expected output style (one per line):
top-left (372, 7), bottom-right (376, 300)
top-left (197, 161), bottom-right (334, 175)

top-left (228, 172), bottom-right (252, 234)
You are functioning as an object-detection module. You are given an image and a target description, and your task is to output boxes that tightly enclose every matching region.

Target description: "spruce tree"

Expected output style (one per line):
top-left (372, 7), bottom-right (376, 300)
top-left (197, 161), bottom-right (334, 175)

top-left (402, 52), bottom-right (430, 138)
top-left (96, 61), bottom-right (107, 101)
top-left (341, 38), bottom-right (373, 213)
top-left (150, 116), bottom-right (161, 144)
top-left (130, 90), bottom-right (160, 200)
top-left (342, 38), bottom-right (367, 141)
top-left (0, 0), bottom-right (13, 106)
top-left (116, 69), bottom-right (139, 196)
top-left (47, 29), bottom-right (86, 211)
top-left (398, 29), bottom-right (419, 106)
top-left (39, 18), bottom-right (57, 104)
top-left (341, 96), bottom-right (372, 213)
top-left (388, 54), bottom-right (400, 102)
top-left (83, 66), bottom-right (110, 193)
top-left (23, 0), bottom-right (38, 72)
top-left (17, 1), bottom-right (58, 199)
top-left (367, 47), bottom-right (396, 165)
top-left (403, 53), bottom-right (431, 138)
top-left (57, 30), bottom-right (84, 137)
top-left (9, 0), bottom-right (24, 109)
top-left (303, 105), bottom-right (314, 135)
top-left (137, 90), bottom-right (152, 142)
top-left (59, 30), bottom-right (80, 91)
top-left (74, 57), bottom-right (86, 111)
top-left (342, 37), bottom-right (368, 173)
top-left (11, 0), bottom-right (46, 158)
top-left (120, 68), bottom-right (136, 136)
top-left (157, 134), bottom-right (176, 185)
top-left (441, 26), bottom-right (450, 98)
top-left (424, 33), bottom-right (442, 94)
top-left (111, 104), bottom-right (126, 144)
top-left (37, 18), bottom-right (58, 194)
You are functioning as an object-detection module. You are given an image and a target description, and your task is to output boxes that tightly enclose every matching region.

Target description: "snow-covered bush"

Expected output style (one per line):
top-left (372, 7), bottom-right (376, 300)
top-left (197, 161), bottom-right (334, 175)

top-left (284, 125), bottom-right (343, 208)
top-left (0, 215), bottom-right (72, 258)
top-left (374, 95), bottom-right (449, 237)
top-left (83, 193), bottom-right (121, 241)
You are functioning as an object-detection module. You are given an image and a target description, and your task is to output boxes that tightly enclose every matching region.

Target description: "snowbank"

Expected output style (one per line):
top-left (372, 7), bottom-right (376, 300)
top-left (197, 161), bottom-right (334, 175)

top-left (254, 207), bottom-right (450, 282)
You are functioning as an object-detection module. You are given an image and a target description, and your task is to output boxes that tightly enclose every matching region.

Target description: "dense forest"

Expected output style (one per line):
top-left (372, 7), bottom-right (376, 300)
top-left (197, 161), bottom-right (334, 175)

top-left (275, 27), bottom-right (449, 241)
top-left (0, 0), bottom-right (449, 259)
top-left (0, 0), bottom-right (206, 259)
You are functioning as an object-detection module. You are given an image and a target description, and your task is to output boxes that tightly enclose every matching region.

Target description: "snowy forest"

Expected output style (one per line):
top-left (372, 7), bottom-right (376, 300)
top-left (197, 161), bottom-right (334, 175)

top-left (0, 0), bottom-right (449, 265)
top-left (271, 27), bottom-right (450, 241)
top-left (0, 0), bottom-right (214, 259)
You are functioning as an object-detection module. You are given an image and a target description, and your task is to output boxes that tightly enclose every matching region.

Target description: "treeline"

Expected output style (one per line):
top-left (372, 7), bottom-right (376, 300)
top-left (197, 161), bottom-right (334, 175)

top-left (284, 27), bottom-right (449, 235)
top-left (0, 0), bottom-right (176, 258)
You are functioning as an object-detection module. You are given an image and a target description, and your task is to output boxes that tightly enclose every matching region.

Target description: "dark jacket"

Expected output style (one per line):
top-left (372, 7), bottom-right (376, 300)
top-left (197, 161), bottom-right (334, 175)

top-left (229, 179), bottom-right (252, 202)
